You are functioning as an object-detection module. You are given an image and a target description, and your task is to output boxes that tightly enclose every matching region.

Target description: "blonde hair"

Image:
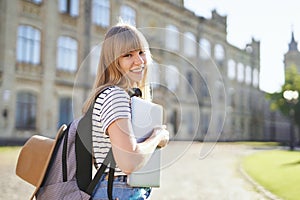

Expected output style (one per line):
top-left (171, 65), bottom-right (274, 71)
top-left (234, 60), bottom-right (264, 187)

top-left (82, 23), bottom-right (152, 113)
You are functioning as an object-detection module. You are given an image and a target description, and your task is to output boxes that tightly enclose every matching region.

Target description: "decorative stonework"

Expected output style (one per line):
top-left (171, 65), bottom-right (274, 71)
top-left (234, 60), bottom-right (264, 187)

top-left (15, 63), bottom-right (43, 78)
top-left (55, 70), bottom-right (76, 85)
top-left (60, 14), bottom-right (78, 27)
top-left (21, 1), bottom-right (41, 17)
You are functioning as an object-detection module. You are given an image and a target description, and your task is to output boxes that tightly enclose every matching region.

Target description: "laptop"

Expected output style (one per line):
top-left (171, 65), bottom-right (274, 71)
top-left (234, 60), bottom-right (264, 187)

top-left (127, 96), bottom-right (163, 187)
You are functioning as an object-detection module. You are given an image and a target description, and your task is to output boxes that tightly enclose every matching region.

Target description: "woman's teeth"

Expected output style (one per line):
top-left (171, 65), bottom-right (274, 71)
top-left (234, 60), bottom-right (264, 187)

top-left (130, 68), bottom-right (143, 73)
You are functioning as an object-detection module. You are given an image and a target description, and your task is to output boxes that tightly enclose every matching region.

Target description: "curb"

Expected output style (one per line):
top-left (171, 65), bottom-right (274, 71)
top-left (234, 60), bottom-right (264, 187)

top-left (239, 164), bottom-right (283, 200)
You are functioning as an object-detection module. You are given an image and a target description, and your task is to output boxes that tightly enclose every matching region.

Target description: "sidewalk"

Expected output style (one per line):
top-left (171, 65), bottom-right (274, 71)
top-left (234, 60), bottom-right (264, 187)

top-left (0, 147), bottom-right (34, 200)
top-left (151, 142), bottom-right (269, 200)
top-left (0, 142), bottom-right (271, 200)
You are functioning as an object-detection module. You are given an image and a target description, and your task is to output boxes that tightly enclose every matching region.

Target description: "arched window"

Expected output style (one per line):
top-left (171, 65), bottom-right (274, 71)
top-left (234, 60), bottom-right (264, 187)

top-left (200, 77), bottom-right (209, 97)
top-left (227, 59), bottom-right (236, 80)
top-left (148, 62), bottom-right (160, 88)
top-left (15, 92), bottom-right (37, 130)
top-left (214, 44), bottom-right (225, 61)
top-left (92, 0), bottom-right (110, 27)
top-left (237, 63), bottom-right (244, 82)
top-left (57, 36), bottom-right (78, 72)
top-left (187, 112), bottom-right (194, 135)
top-left (228, 88), bottom-right (235, 108)
top-left (186, 71), bottom-right (193, 93)
top-left (58, 97), bottom-right (73, 128)
top-left (245, 66), bottom-right (252, 85)
top-left (201, 113), bottom-right (209, 135)
top-left (17, 25), bottom-right (41, 64)
top-left (183, 32), bottom-right (196, 57)
top-left (120, 5), bottom-right (136, 25)
top-left (165, 25), bottom-right (179, 51)
top-left (199, 38), bottom-right (211, 59)
top-left (253, 68), bottom-right (259, 87)
top-left (165, 65), bottom-right (179, 92)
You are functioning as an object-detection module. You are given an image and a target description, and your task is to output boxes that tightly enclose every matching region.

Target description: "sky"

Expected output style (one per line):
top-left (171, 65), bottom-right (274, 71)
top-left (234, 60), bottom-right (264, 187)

top-left (184, 0), bottom-right (300, 93)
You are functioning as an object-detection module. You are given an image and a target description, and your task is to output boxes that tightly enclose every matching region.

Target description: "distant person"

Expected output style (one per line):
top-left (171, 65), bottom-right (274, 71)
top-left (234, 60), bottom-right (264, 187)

top-left (82, 22), bottom-right (169, 200)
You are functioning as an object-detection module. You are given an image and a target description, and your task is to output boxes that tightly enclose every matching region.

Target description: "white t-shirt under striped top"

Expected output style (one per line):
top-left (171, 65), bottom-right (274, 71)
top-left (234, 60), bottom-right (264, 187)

top-left (92, 86), bottom-right (131, 175)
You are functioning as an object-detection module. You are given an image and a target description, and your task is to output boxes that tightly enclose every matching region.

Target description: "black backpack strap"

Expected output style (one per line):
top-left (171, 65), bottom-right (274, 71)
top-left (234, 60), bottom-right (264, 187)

top-left (62, 127), bottom-right (69, 182)
top-left (76, 87), bottom-right (116, 198)
top-left (41, 124), bottom-right (69, 187)
top-left (86, 148), bottom-right (116, 199)
top-left (107, 151), bottom-right (116, 200)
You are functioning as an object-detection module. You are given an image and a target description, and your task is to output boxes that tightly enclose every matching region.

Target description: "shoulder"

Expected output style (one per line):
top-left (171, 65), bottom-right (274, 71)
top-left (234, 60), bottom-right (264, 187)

top-left (96, 86), bottom-right (130, 104)
top-left (103, 86), bottom-right (129, 98)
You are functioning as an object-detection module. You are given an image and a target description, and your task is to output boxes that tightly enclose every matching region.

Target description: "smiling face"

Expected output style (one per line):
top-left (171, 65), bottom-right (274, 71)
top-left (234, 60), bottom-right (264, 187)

top-left (95, 23), bottom-right (151, 94)
top-left (118, 49), bottom-right (147, 85)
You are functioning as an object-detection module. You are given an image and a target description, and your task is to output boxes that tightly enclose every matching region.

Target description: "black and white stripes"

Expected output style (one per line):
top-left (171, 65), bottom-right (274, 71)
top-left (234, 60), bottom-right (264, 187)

top-left (92, 86), bottom-right (131, 175)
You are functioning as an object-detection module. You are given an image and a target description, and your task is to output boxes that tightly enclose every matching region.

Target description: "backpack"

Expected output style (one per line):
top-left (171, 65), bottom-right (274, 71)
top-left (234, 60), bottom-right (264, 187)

top-left (16, 104), bottom-right (116, 200)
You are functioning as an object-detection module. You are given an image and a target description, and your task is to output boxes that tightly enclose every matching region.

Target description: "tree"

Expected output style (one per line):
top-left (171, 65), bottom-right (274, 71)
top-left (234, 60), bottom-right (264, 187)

top-left (266, 65), bottom-right (300, 150)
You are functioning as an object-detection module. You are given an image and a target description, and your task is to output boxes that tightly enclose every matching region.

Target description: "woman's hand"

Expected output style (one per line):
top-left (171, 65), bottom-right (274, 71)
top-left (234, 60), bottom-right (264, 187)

top-left (152, 126), bottom-right (169, 148)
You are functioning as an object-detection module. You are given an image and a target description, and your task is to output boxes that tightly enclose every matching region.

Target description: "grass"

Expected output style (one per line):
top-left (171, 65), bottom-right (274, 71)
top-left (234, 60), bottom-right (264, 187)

top-left (234, 141), bottom-right (280, 147)
top-left (0, 146), bottom-right (20, 152)
top-left (242, 150), bottom-right (300, 200)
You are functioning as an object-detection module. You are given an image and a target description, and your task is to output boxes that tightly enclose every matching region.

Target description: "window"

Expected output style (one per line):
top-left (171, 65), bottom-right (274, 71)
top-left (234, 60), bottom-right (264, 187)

top-left (183, 32), bottom-right (196, 57)
top-left (227, 59), bottom-right (236, 80)
top-left (229, 88), bottom-right (235, 108)
top-left (58, 0), bottom-right (79, 17)
top-left (165, 65), bottom-right (179, 92)
top-left (15, 92), bottom-right (37, 130)
top-left (58, 97), bottom-right (73, 127)
top-left (245, 66), bottom-right (252, 85)
top-left (201, 113), bottom-right (209, 135)
top-left (92, 0), bottom-right (110, 27)
top-left (237, 63), bottom-right (244, 82)
top-left (165, 25), bottom-right (179, 51)
top-left (200, 80), bottom-right (209, 97)
top-left (148, 62), bottom-right (160, 88)
top-left (29, 0), bottom-right (42, 4)
top-left (187, 112), bottom-right (194, 135)
top-left (199, 38), bottom-right (211, 60)
top-left (120, 5), bottom-right (136, 25)
top-left (253, 68), bottom-right (259, 87)
top-left (57, 36), bottom-right (78, 72)
top-left (214, 44), bottom-right (225, 61)
top-left (187, 71), bottom-right (193, 93)
top-left (17, 25), bottom-right (41, 64)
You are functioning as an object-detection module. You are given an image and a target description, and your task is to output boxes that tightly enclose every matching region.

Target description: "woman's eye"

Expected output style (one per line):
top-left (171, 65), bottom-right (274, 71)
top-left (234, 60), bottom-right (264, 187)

top-left (123, 54), bottom-right (132, 57)
top-left (139, 51), bottom-right (145, 55)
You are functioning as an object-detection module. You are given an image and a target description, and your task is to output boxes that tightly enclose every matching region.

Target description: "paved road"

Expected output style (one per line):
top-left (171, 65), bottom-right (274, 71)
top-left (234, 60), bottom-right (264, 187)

top-left (0, 142), bottom-right (270, 200)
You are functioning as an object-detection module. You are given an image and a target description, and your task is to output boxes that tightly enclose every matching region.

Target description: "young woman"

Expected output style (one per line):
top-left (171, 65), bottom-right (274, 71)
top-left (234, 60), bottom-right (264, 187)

top-left (82, 22), bottom-right (169, 200)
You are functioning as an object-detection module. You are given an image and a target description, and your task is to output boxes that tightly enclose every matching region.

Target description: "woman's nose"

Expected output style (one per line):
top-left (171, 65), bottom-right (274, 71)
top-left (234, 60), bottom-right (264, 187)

top-left (134, 54), bottom-right (144, 65)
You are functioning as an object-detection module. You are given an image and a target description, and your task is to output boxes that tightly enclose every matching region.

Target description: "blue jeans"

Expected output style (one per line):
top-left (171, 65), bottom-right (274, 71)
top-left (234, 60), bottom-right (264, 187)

top-left (92, 175), bottom-right (151, 200)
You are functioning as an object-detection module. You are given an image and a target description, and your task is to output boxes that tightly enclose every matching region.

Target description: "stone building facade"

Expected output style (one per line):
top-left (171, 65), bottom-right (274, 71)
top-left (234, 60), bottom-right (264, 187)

top-left (0, 0), bottom-right (287, 142)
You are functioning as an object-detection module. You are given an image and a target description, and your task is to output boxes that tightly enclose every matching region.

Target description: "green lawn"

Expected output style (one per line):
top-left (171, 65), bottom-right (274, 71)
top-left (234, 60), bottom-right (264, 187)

top-left (0, 146), bottom-right (20, 152)
top-left (235, 141), bottom-right (280, 147)
top-left (242, 150), bottom-right (300, 200)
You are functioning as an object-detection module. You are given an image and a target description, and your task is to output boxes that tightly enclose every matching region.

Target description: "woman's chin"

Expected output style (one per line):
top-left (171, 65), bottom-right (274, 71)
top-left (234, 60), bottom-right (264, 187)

top-left (129, 74), bottom-right (144, 83)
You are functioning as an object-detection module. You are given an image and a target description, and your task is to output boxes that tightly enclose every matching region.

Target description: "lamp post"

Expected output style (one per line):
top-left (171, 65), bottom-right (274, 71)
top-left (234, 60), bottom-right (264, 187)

top-left (283, 90), bottom-right (299, 150)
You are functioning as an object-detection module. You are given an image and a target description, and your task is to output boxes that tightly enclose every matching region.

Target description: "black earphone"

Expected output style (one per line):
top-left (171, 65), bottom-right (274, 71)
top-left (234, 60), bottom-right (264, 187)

top-left (130, 88), bottom-right (142, 97)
